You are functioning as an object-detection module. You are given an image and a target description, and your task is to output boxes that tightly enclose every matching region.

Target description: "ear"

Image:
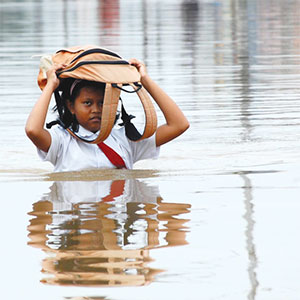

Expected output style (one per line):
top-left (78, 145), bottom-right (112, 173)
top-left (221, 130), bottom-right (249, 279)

top-left (66, 100), bottom-right (75, 114)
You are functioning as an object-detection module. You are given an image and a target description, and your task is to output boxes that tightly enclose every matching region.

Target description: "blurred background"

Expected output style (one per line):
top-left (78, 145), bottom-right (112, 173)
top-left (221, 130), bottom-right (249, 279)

top-left (1, 1), bottom-right (300, 299)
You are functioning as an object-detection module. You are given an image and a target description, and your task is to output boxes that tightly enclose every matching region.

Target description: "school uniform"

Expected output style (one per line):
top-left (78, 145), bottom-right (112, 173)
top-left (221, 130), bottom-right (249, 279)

top-left (38, 125), bottom-right (160, 172)
top-left (32, 179), bottom-right (161, 250)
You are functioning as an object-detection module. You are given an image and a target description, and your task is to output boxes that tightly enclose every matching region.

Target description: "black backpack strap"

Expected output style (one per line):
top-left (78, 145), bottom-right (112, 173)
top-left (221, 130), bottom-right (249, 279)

top-left (46, 119), bottom-right (65, 129)
top-left (112, 82), bottom-right (142, 93)
top-left (115, 82), bottom-right (157, 142)
top-left (119, 99), bottom-right (142, 141)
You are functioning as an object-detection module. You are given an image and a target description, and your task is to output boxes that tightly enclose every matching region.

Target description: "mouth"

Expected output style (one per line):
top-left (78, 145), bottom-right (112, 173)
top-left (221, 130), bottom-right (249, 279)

top-left (90, 116), bottom-right (101, 122)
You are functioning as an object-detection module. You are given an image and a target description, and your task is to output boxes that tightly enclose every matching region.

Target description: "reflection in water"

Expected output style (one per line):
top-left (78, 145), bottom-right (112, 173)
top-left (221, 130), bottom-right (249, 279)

top-left (64, 298), bottom-right (108, 300)
top-left (27, 179), bottom-right (190, 287)
top-left (237, 0), bottom-right (256, 142)
top-left (181, 0), bottom-right (200, 40)
top-left (2, 0), bottom-right (300, 298)
top-left (98, 0), bottom-right (120, 46)
top-left (241, 174), bottom-right (258, 300)
top-left (180, 0), bottom-right (201, 93)
top-left (65, 298), bottom-right (107, 300)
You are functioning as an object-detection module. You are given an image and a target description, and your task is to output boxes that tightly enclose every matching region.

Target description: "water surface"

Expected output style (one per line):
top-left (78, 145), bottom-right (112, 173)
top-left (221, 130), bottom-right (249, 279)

top-left (1, 0), bottom-right (300, 299)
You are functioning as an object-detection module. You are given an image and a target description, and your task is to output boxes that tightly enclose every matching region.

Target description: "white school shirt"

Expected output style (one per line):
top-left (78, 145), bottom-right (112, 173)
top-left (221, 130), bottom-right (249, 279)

top-left (38, 125), bottom-right (160, 172)
top-left (40, 179), bottom-right (161, 250)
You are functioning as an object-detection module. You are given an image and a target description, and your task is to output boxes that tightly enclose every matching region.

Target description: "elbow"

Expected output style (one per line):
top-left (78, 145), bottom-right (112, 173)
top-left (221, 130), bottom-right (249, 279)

top-left (172, 120), bottom-right (190, 140)
top-left (25, 124), bottom-right (33, 138)
top-left (179, 119), bottom-right (190, 135)
top-left (183, 120), bottom-right (190, 132)
top-left (25, 124), bottom-right (39, 141)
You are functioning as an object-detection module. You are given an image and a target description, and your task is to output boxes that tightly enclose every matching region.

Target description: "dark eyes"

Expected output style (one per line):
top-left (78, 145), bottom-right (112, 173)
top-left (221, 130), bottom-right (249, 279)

top-left (83, 100), bottom-right (103, 106)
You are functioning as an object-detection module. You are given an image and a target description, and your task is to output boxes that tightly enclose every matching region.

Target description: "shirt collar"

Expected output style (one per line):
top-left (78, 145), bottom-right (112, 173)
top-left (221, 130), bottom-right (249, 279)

top-left (77, 125), bottom-right (100, 140)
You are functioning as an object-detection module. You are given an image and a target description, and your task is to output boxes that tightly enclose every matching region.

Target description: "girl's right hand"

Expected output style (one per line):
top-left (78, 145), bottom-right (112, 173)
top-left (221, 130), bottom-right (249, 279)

top-left (25, 62), bottom-right (67, 153)
top-left (46, 63), bottom-right (66, 90)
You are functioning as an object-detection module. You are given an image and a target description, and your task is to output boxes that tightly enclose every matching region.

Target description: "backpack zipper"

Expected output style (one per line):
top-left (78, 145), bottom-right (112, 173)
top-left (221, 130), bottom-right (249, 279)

top-left (57, 60), bottom-right (129, 76)
top-left (68, 48), bottom-right (122, 64)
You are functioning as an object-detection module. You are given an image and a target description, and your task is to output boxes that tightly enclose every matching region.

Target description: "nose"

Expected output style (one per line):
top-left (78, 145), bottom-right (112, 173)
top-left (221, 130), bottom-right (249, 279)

top-left (92, 102), bottom-right (103, 113)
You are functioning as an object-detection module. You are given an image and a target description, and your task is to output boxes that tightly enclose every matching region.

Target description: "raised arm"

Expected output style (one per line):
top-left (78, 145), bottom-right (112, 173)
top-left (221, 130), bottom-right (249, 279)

top-left (25, 64), bottom-right (64, 152)
top-left (129, 59), bottom-right (189, 147)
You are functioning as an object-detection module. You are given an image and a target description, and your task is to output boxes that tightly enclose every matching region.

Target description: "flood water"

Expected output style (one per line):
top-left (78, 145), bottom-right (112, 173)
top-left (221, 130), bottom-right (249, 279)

top-left (1, 0), bottom-right (300, 299)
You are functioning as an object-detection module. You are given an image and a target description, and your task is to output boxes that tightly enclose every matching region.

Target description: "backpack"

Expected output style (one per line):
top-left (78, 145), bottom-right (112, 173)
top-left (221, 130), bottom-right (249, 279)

top-left (37, 45), bottom-right (157, 144)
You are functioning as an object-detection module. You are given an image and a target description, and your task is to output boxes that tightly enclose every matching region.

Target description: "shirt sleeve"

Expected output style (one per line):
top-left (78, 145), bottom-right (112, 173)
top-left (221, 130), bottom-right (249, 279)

top-left (128, 132), bottom-right (160, 163)
top-left (37, 126), bottom-right (64, 166)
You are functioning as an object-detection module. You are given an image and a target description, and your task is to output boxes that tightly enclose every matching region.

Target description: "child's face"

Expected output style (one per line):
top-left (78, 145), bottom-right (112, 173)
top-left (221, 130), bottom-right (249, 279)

top-left (68, 86), bottom-right (104, 133)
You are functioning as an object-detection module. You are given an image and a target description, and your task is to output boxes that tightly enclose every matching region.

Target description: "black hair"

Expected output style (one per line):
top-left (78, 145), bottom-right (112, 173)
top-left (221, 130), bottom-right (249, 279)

top-left (46, 79), bottom-right (138, 140)
top-left (47, 79), bottom-right (107, 132)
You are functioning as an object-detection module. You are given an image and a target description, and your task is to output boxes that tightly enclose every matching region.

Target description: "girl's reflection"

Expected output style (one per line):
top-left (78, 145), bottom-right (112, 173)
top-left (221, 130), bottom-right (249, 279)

top-left (27, 179), bottom-right (190, 287)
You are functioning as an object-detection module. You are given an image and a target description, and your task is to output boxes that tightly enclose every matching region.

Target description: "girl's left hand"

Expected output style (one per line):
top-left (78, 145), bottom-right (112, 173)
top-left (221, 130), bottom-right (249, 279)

top-left (129, 58), bottom-right (148, 78)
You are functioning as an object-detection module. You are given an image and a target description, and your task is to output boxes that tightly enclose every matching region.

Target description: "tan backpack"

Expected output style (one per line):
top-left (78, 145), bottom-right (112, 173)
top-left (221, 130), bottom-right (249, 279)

top-left (37, 45), bottom-right (157, 144)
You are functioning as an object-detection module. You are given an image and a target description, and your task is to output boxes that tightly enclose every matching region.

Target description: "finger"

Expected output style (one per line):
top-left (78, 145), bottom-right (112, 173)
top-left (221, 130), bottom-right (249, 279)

top-left (129, 58), bottom-right (142, 65)
top-left (128, 58), bottom-right (136, 65)
top-left (53, 63), bottom-right (66, 71)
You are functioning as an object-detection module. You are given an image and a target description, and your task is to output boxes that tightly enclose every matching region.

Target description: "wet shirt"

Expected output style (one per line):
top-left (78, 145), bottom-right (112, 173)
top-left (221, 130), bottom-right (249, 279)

top-left (38, 125), bottom-right (160, 172)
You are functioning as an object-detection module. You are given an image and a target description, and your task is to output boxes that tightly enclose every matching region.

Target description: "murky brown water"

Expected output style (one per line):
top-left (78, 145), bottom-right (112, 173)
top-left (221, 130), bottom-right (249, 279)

top-left (1, 0), bottom-right (300, 299)
top-left (27, 179), bottom-right (190, 286)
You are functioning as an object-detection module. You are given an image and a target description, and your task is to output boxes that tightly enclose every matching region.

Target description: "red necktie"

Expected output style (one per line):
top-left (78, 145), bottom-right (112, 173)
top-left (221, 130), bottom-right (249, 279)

top-left (97, 142), bottom-right (127, 169)
top-left (102, 180), bottom-right (126, 202)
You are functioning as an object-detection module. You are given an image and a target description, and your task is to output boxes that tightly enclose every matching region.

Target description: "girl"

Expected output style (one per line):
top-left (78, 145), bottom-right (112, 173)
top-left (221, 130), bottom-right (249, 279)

top-left (25, 59), bottom-right (189, 172)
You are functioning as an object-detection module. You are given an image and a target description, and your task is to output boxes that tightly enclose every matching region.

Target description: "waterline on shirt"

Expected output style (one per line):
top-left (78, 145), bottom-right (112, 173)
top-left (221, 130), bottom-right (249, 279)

top-left (0, 168), bottom-right (160, 182)
top-left (0, 167), bottom-right (211, 182)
